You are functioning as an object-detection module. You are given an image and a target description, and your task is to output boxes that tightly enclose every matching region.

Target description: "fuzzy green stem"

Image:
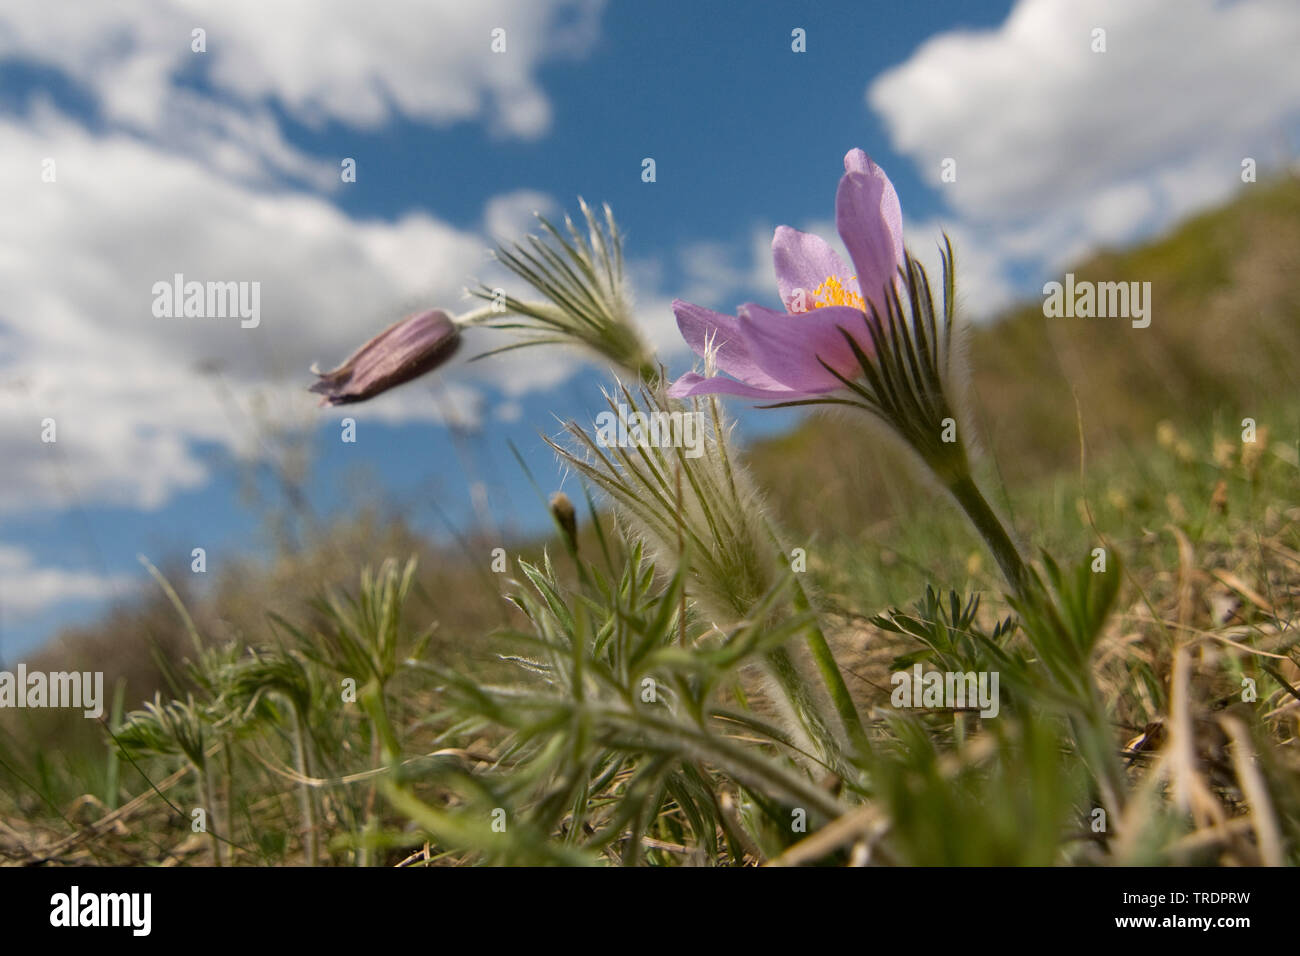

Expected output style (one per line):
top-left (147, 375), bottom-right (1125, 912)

top-left (762, 518), bottom-right (872, 765)
top-left (453, 304), bottom-right (504, 325)
top-left (787, 578), bottom-right (873, 763)
top-left (293, 712), bottom-right (319, 866)
top-left (763, 645), bottom-right (846, 776)
top-left (221, 741), bottom-right (234, 863)
top-left (104, 678), bottom-right (125, 810)
top-left (200, 765), bottom-right (222, 866)
top-left (946, 474), bottom-right (1030, 599)
top-left (358, 678), bottom-right (400, 867)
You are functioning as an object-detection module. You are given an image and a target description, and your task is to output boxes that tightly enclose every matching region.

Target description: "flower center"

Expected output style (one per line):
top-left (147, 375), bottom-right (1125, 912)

top-left (807, 274), bottom-right (865, 312)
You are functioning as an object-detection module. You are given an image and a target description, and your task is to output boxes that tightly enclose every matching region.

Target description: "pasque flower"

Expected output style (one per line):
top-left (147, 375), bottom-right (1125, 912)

top-left (309, 309), bottom-right (461, 406)
top-left (667, 149), bottom-right (904, 401)
top-left (668, 149), bottom-right (1032, 599)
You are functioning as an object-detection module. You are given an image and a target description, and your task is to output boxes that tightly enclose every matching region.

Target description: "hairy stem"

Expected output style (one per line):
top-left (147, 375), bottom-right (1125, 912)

top-left (200, 765), bottom-right (222, 866)
top-left (787, 576), bottom-right (873, 764)
top-left (293, 712), bottom-right (319, 866)
top-left (946, 474), bottom-right (1029, 599)
top-left (762, 518), bottom-right (871, 766)
top-left (763, 645), bottom-right (848, 778)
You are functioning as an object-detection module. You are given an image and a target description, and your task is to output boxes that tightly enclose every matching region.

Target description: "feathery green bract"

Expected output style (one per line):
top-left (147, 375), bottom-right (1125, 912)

top-left (877, 586), bottom-right (1017, 680)
top-left (548, 383), bottom-right (778, 625)
top-left (544, 383), bottom-right (867, 773)
top-left (468, 198), bottom-right (657, 382)
top-left (289, 556), bottom-right (423, 689)
top-left (116, 692), bottom-right (209, 770)
top-left (425, 540), bottom-right (852, 864)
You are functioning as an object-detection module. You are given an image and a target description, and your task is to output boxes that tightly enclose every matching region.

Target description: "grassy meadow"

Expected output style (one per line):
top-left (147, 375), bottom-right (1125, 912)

top-left (2, 176), bottom-right (1298, 867)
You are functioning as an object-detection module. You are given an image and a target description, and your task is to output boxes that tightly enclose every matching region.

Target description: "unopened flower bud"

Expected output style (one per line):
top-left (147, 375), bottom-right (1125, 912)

top-left (310, 309), bottom-right (460, 406)
top-left (549, 491), bottom-right (578, 553)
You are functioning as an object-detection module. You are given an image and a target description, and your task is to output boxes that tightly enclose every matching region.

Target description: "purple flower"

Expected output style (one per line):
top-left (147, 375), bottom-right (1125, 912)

top-left (309, 309), bottom-right (461, 406)
top-left (667, 149), bottom-right (904, 401)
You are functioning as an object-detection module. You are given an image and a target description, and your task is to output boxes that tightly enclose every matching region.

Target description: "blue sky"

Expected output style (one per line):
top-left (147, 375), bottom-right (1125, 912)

top-left (2, 0), bottom-right (1298, 659)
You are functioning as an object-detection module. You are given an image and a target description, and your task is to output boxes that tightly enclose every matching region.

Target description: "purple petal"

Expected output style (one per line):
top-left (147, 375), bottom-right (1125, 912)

top-left (666, 371), bottom-right (802, 400)
top-left (672, 299), bottom-right (788, 391)
top-left (736, 303), bottom-right (869, 394)
top-left (835, 150), bottom-right (904, 314)
top-left (842, 148), bottom-right (875, 176)
top-left (770, 226), bottom-right (855, 313)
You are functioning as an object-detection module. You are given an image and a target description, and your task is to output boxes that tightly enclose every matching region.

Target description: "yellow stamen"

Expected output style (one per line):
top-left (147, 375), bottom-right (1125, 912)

top-left (806, 275), bottom-right (864, 312)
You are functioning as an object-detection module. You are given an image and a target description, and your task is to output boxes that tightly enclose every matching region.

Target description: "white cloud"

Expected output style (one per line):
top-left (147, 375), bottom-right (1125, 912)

top-left (0, 0), bottom-right (605, 141)
top-left (483, 190), bottom-right (562, 242)
top-left (494, 400), bottom-right (524, 423)
top-left (631, 291), bottom-right (684, 363)
top-left (0, 545), bottom-right (132, 618)
top-left (868, 0), bottom-right (1300, 311)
